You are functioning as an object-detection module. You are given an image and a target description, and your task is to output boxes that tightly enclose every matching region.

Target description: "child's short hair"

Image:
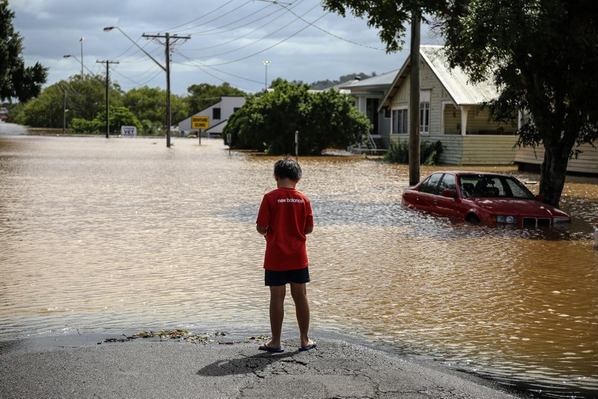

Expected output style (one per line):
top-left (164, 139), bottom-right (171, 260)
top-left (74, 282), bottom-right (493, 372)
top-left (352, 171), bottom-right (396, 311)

top-left (274, 159), bottom-right (302, 181)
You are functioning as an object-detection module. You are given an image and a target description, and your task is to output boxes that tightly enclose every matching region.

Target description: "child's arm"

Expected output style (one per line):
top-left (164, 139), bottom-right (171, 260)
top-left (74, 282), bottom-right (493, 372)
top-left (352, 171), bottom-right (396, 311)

top-left (256, 224), bottom-right (268, 236)
top-left (304, 223), bottom-right (313, 235)
top-left (304, 198), bottom-right (314, 234)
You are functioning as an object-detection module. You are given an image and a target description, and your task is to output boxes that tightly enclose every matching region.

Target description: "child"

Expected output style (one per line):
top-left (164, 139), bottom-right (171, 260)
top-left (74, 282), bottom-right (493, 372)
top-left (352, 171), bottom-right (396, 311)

top-left (256, 159), bottom-right (316, 353)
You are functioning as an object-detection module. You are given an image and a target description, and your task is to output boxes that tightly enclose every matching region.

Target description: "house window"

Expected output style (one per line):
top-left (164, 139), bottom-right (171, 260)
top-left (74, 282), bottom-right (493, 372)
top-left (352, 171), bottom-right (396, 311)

top-left (233, 107), bottom-right (240, 113)
top-left (420, 102), bottom-right (430, 133)
top-left (384, 108), bottom-right (391, 118)
top-left (392, 109), bottom-right (408, 134)
top-left (420, 90), bottom-right (431, 134)
top-left (212, 107), bottom-right (221, 120)
top-left (366, 98), bottom-right (380, 135)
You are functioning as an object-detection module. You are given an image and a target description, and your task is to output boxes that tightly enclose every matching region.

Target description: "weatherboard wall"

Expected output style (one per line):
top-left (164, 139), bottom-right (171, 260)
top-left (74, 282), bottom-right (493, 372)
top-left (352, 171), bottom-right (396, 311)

top-left (391, 134), bottom-right (519, 165)
top-left (515, 143), bottom-right (598, 174)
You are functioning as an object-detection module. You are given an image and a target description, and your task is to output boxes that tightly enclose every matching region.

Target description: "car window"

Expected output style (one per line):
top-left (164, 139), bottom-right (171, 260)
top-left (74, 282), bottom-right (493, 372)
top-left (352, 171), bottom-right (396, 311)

top-left (460, 175), bottom-right (504, 198)
top-left (439, 174), bottom-right (456, 192)
top-left (504, 177), bottom-right (535, 199)
top-left (478, 177), bottom-right (505, 197)
top-left (460, 174), bottom-right (535, 198)
top-left (420, 173), bottom-right (443, 195)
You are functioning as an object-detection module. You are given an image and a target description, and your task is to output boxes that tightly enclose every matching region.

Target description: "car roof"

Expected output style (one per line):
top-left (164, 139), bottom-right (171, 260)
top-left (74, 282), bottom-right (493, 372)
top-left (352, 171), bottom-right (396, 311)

top-left (429, 171), bottom-right (512, 177)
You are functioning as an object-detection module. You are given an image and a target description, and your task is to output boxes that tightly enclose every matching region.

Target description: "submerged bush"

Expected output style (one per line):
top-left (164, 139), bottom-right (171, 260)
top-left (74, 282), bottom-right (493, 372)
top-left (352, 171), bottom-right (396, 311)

top-left (385, 140), bottom-right (443, 165)
top-left (224, 79), bottom-right (370, 155)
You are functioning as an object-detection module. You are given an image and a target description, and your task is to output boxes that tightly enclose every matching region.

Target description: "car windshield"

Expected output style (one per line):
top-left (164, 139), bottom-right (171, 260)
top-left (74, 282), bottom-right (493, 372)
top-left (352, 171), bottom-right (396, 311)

top-left (459, 174), bottom-right (535, 199)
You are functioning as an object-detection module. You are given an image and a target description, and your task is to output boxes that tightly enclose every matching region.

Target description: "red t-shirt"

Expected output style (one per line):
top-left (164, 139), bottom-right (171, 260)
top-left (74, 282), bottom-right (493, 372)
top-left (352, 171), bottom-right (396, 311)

top-left (256, 187), bottom-right (313, 271)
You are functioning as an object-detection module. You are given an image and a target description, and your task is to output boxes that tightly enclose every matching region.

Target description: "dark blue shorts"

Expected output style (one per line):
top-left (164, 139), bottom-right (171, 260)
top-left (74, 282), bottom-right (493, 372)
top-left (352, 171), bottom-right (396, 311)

top-left (265, 267), bottom-right (310, 286)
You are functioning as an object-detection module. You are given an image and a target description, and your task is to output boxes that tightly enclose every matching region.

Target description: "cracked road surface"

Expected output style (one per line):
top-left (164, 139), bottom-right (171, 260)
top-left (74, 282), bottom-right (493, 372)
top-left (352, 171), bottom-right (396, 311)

top-left (0, 336), bottom-right (525, 398)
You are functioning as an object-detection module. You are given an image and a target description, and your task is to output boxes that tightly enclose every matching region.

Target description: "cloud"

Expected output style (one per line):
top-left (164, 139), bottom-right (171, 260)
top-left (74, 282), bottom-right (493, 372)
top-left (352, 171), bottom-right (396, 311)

top-left (11, 0), bottom-right (441, 94)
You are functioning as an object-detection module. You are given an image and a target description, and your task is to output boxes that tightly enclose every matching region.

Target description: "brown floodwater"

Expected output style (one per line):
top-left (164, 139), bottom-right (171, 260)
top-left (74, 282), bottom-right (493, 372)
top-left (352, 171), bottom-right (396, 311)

top-left (1, 136), bottom-right (597, 397)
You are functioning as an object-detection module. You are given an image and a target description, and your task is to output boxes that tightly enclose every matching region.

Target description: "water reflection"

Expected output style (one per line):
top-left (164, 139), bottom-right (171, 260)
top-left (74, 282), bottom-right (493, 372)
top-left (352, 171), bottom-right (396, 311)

top-left (0, 123), bottom-right (28, 135)
top-left (0, 136), bottom-right (597, 397)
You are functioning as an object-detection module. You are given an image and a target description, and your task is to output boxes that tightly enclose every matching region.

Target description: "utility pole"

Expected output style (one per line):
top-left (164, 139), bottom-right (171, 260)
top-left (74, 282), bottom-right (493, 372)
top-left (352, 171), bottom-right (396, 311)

top-left (58, 82), bottom-right (70, 134)
top-left (142, 32), bottom-right (190, 148)
top-left (96, 60), bottom-right (119, 139)
top-left (408, 9), bottom-right (421, 186)
top-left (62, 90), bottom-right (67, 134)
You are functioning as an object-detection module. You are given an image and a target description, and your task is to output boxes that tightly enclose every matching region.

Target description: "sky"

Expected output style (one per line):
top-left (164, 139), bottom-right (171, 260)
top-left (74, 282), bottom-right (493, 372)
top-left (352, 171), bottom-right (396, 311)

top-left (11, 0), bottom-right (442, 95)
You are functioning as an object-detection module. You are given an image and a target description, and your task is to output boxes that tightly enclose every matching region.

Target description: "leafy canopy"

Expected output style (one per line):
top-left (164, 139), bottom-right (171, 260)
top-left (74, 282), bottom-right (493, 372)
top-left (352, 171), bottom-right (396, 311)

top-left (441, 0), bottom-right (598, 206)
top-left (0, 0), bottom-right (47, 102)
top-left (13, 75), bottom-right (122, 128)
top-left (123, 86), bottom-right (188, 127)
top-left (323, 0), bottom-right (448, 52)
top-left (224, 79), bottom-right (370, 155)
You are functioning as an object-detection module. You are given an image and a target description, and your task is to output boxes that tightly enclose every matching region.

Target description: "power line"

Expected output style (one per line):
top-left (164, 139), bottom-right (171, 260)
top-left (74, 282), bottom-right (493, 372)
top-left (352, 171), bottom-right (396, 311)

top-left (111, 67), bottom-right (163, 88)
top-left (174, 51), bottom-right (263, 85)
top-left (198, 2), bottom-right (319, 59)
top-left (112, 34), bottom-right (160, 60)
top-left (281, 4), bottom-right (385, 51)
top-left (164, 0), bottom-right (249, 33)
top-left (183, 2), bottom-right (293, 52)
top-left (183, 1), bottom-right (272, 36)
top-left (201, 12), bottom-right (329, 67)
top-left (141, 32), bottom-right (191, 148)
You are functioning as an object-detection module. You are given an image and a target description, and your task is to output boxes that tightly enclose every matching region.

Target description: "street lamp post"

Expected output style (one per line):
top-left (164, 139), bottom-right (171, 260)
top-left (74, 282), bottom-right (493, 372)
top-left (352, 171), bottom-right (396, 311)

top-left (63, 54), bottom-right (81, 72)
top-left (262, 60), bottom-right (271, 91)
top-left (64, 54), bottom-right (94, 76)
top-left (79, 37), bottom-right (84, 76)
top-left (103, 26), bottom-right (190, 148)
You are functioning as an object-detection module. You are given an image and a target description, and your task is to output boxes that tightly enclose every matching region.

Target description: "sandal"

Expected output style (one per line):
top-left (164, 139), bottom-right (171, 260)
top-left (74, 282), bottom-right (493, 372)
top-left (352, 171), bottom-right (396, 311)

top-left (258, 343), bottom-right (284, 353)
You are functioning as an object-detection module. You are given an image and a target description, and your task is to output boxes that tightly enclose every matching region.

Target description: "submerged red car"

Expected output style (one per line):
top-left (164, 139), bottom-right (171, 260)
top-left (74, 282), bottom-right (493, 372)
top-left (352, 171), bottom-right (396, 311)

top-left (402, 171), bottom-right (571, 228)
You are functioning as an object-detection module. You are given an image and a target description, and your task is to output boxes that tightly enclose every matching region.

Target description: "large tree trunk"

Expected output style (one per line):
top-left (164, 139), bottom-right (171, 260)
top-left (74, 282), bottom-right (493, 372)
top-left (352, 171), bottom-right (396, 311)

top-left (539, 143), bottom-right (572, 208)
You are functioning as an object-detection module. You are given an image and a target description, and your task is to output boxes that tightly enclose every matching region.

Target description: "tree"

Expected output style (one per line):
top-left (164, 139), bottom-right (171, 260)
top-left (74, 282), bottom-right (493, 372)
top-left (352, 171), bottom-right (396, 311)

top-left (123, 86), bottom-right (188, 131)
top-left (441, 0), bottom-right (598, 207)
top-left (71, 106), bottom-right (141, 134)
top-left (67, 75), bottom-right (123, 121)
top-left (186, 82), bottom-right (245, 115)
top-left (0, 0), bottom-right (47, 102)
top-left (323, 0), bottom-right (448, 185)
top-left (224, 79), bottom-right (369, 155)
top-left (16, 75), bottom-right (122, 128)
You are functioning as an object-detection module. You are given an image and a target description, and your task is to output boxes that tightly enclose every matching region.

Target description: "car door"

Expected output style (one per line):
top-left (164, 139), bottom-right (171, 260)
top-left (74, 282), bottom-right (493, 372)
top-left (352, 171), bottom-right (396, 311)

top-left (416, 173), bottom-right (443, 214)
top-left (434, 173), bottom-right (461, 219)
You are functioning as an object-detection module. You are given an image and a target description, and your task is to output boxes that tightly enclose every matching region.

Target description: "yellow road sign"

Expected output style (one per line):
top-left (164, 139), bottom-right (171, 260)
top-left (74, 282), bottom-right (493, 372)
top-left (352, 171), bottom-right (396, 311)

top-left (192, 116), bottom-right (209, 129)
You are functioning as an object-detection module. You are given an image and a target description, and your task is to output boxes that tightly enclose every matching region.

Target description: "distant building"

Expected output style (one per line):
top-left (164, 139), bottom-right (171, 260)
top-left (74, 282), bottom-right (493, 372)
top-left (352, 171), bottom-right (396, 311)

top-left (0, 107), bottom-right (8, 122)
top-left (177, 96), bottom-right (245, 137)
top-left (338, 71), bottom-right (397, 149)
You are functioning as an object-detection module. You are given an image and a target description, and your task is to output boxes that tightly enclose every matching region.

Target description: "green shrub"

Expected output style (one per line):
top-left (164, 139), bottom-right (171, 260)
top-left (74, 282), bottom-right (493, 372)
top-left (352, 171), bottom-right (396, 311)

top-left (71, 117), bottom-right (102, 133)
top-left (385, 140), bottom-right (444, 165)
top-left (223, 79), bottom-right (370, 155)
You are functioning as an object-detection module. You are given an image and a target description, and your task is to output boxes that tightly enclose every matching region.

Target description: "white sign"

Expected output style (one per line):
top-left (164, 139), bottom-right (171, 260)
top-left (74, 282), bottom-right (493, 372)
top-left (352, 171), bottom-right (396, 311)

top-left (121, 126), bottom-right (137, 137)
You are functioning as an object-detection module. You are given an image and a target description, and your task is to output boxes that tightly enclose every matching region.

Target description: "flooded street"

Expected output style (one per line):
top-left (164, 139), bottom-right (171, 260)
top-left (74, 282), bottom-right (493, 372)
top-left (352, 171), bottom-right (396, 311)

top-left (1, 136), bottom-right (597, 397)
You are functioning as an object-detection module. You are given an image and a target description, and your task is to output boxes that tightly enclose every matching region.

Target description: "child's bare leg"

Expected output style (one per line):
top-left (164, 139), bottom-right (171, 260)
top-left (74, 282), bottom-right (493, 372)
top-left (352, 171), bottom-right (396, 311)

top-left (290, 282), bottom-right (312, 347)
top-left (268, 285), bottom-right (286, 348)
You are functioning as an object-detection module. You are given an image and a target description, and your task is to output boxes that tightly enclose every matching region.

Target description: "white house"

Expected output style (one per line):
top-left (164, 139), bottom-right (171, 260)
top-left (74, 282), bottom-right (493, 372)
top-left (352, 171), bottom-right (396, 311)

top-left (380, 45), bottom-right (520, 165)
top-left (178, 96), bottom-right (245, 137)
top-left (338, 71), bottom-right (396, 149)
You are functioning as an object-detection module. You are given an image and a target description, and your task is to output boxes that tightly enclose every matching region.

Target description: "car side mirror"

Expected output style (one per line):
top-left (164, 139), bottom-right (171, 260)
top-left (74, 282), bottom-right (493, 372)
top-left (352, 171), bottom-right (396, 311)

top-left (441, 188), bottom-right (458, 199)
top-left (535, 194), bottom-right (544, 202)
